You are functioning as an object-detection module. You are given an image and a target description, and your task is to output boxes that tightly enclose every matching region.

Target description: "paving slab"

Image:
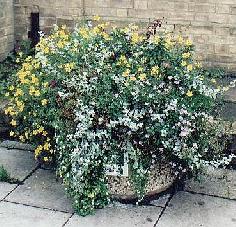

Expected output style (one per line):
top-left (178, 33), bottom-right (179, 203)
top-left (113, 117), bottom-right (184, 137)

top-left (149, 194), bottom-right (171, 207)
top-left (6, 169), bottom-right (74, 213)
top-left (0, 183), bottom-right (17, 200)
top-left (0, 140), bottom-right (35, 151)
top-left (220, 102), bottom-right (236, 121)
top-left (0, 201), bottom-right (71, 227)
top-left (157, 191), bottom-right (236, 227)
top-left (224, 85), bottom-right (236, 103)
top-left (0, 147), bottom-right (37, 181)
top-left (185, 167), bottom-right (236, 199)
top-left (65, 204), bottom-right (162, 227)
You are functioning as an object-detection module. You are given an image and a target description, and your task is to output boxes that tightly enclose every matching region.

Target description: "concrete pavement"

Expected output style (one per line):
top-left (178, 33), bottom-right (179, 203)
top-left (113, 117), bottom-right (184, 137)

top-left (1, 146), bottom-right (236, 227)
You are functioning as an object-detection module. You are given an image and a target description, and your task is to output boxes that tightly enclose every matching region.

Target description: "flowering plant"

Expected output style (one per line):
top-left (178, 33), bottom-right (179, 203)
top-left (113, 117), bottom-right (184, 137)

top-left (5, 17), bottom-right (235, 215)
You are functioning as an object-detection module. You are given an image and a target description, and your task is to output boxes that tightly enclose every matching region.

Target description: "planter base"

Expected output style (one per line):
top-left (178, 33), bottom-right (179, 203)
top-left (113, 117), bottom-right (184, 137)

top-left (108, 165), bottom-right (176, 201)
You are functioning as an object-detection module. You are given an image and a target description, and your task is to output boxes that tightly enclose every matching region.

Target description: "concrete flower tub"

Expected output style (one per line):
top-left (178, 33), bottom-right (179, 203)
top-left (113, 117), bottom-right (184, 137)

top-left (107, 164), bottom-right (176, 201)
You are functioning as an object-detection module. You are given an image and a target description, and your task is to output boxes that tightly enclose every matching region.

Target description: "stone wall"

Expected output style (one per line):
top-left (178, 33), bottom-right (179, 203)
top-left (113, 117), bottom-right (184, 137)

top-left (0, 0), bottom-right (14, 61)
top-left (14, 0), bottom-right (83, 41)
top-left (12, 0), bottom-right (236, 71)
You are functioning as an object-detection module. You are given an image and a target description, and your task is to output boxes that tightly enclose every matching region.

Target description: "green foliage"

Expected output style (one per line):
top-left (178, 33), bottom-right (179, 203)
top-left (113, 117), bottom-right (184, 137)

top-left (4, 18), bottom-right (235, 216)
top-left (0, 165), bottom-right (10, 182)
top-left (0, 40), bottom-right (33, 97)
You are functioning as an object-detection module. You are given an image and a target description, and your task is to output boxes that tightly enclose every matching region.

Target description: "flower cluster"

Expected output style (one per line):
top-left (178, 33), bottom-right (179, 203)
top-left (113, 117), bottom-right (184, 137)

top-left (5, 17), bottom-right (235, 215)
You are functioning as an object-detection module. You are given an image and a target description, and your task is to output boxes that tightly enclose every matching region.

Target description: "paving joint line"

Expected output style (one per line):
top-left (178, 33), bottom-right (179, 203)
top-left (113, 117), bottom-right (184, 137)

top-left (3, 199), bottom-right (74, 214)
top-left (0, 184), bottom-right (18, 202)
top-left (153, 192), bottom-right (175, 227)
top-left (184, 189), bottom-right (236, 202)
top-left (2, 165), bottom-right (39, 201)
top-left (21, 165), bottom-right (40, 183)
top-left (0, 146), bottom-right (34, 152)
top-left (62, 214), bottom-right (74, 227)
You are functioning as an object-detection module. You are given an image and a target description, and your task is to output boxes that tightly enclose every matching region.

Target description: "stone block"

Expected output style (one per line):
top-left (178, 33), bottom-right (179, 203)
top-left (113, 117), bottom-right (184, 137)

top-left (65, 204), bottom-right (162, 227)
top-left (188, 3), bottom-right (216, 13)
top-left (157, 191), bottom-right (236, 227)
top-left (221, 102), bottom-right (236, 121)
top-left (0, 147), bottom-right (37, 182)
top-left (0, 140), bottom-right (35, 151)
top-left (149, 193), bottom-right (171, 207)
top-left (231, 7), bottom-right (236, 15)
top-left (110, 0), bottom-right (133, 9)
top-left (216, 4), bottom-right (230, 14)
top-left (148, 0), bottom-right (174, 11)
top-left (6, 169), bottom-right (74, 213)
top-left (0, 201), bottom-right (71, 227)
top-left (189, 25), bottom-right (214, 35)
top-left (0, 183), bottom-right (17, 200)
top-left (214, 44), bottom-right (229, 54)
top-left (134, 0), bottom-right (148, 10)
top-left (116, 9), bottom-right (128, 17)
top-left (185, 168), bottom-right (236, 199)
top-left (56, 18), bottom-right (75, 28)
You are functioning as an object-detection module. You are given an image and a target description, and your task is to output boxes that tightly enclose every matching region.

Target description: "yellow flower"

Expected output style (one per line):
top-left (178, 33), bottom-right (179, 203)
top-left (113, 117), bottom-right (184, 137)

top-left (19, 135), bottom-right (25, 142)
top-left (31, 74), bottom-right (39, 84)
top-left (64, 62), bottom-right (75, 73)
top-left (181, 61), bottom-right (187, 67)
top-left (153, 35), bottom-right (160, 45)
top-left (9, 85), bottom-right (14, 91)
top-left (43, 157), bottom-right (49, 162)
top-left (43, 82), bottom-right (49, 88)
top-left (151, 66), bottom-right (159, 76)
top-left (182, 52), bottom-right (191, 59)
top-left (29, 86), bottom-right (36, 95)
top-left (93, 26), bottom-right (100, 35)
top-left (57, 40), bottom-right (65, 49)
top-left (130, 76), bottom-right (136, 81)
top-left (33, 130), bottom-right (38, 135)
top-left (10, 119), bottom-right (17, 126)
top-left (16, 100), bottom-right (23, 107)
top-left (42, 131), bottom-right (48, 136)
top-left (38, 126), bottom-right (44, 133)
top-left (43, 47), bottom-right (50, 54)
top-left (79, 27), bottom-right (89, 39)
top-left (5, 106), bottom-right (13, 115)
top-left (195, 62), bottom-right (202, 68)
top-left (16, 58), bottom-right (20, 63)
top-left (139, 73), bottom-right (146, 81)
top-left (177, 35), bottom-right (184, 44)
top-left (186, 90), bottom-right (193, 97)
top-left (34, 90), bottom-right (40, 97)
top-left (122, 69), bottom-right (130, 77)
top-left (44, 142), bottom-right (51, 151)
top-left (35, 145), bottom-right (43, 157)
top-left (117, 55), bottom-right (128, 66)
top-left (93, 15), bottom-right (101, 21)
top-left (61, 25), bottom-right (67, 30)
top-left (5, 92), bottom-right (10, 97)
top-left (18, 52), bottom-right (23, 57)
top-left (187, 64), bottom-right (193, 72)
top-left (10, 131), bottom-right (14, 137)
top-left (41, 99), bottom-right (48, 106)
top-left (101, 32), bottom-right (110, 40)
top-left (15, 88), bottom-right (23, 97)
top-left (131, 33), bottom-right (140, 44)
top-left (211, 79), bottom-right (217, 84)
top-left (185, 39), bottom-right (192, 46)
top-left (164, 37), bottom-right (174, 49)
top-left (137, 67), bottom-right (143, 72)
